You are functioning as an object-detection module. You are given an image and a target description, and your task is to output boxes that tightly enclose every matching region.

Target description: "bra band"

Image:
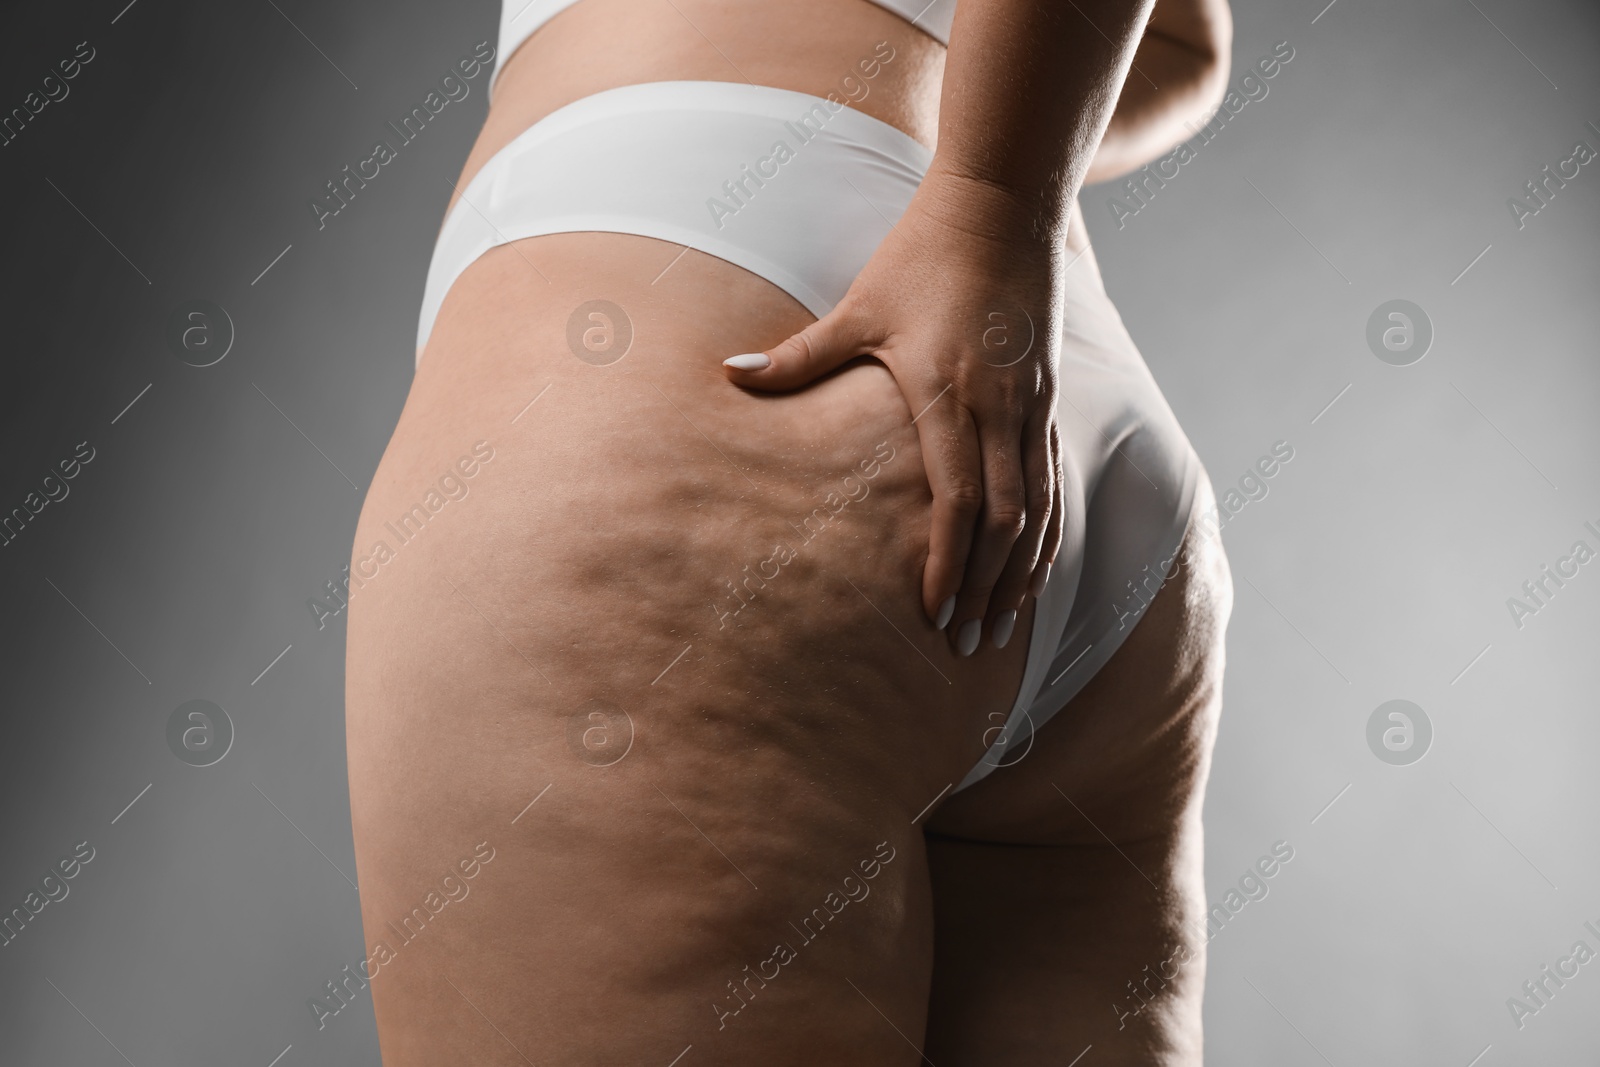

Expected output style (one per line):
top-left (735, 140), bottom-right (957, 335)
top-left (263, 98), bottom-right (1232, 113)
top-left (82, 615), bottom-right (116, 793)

top-left (490, 0), bottom-right (958, 99)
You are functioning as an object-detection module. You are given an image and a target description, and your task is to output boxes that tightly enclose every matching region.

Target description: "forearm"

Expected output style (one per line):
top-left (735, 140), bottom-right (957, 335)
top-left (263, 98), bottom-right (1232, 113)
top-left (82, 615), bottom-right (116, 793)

top-left (926, 0), bottom-right (1157, 242)
top-left (1085, 0), bottom-right (1233, 184)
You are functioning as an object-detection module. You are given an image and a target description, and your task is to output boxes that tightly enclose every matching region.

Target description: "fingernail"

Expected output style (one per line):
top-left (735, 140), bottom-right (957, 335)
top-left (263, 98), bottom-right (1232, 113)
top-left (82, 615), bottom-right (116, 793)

top-left (935, 595), bottom-right (956, 630)
top-left (1029, 563), bottom-right (1051, 598)
top-left (992, 609), bottom-right (1017, 649)
top-left (723, 352), bottom-right (771, 370)
top-left (956, 619), bottom-right (982, 657)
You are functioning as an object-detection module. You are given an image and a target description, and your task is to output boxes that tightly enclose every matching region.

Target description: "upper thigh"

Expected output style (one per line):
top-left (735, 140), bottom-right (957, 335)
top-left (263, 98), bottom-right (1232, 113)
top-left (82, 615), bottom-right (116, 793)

top-left (347, 703), bottom-right (943, 1066)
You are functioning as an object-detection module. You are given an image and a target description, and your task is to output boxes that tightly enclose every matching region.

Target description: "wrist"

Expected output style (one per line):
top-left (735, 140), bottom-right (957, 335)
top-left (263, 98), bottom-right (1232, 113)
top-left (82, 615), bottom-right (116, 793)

top-left (917, 159), bottom-right (1073, 248)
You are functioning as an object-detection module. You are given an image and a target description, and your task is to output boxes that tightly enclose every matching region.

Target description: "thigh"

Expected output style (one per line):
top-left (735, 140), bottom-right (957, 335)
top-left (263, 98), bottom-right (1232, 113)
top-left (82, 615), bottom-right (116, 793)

top-left (344, 232), bottom-right (1041, 1065)
top-left (922, 476), bottom-right (1233, 1065)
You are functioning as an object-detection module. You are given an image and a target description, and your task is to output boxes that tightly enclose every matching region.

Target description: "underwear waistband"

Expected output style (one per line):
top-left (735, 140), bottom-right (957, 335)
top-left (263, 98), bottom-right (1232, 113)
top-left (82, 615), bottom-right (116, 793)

top-left (416, 79), bottom-right (931, 357)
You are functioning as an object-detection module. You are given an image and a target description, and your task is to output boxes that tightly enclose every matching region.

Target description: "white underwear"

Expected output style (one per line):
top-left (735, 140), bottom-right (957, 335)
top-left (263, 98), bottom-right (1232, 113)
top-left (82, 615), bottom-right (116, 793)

top-left (415, 75), bottom-right (1201, 792)
top-left (416, 80), bottom-right (930, 355)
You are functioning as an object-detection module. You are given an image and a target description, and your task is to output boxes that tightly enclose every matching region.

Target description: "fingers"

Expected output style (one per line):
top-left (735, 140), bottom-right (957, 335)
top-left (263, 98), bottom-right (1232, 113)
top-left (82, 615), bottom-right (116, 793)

top-left (722, 302), bottom-right (869, 391)
top-left (1030, 422), bottom-right (1065, 598)
top-left (985, 411), bottom-right (1058, 649)
top-left (914, 399), bottom-right (984, 636)
top-left (916, 390), bottom-right (1061, 657)
top-left (944, 421), bottom-right (1029, 656)
top-left (731, 298), bottom-right (1062, 660)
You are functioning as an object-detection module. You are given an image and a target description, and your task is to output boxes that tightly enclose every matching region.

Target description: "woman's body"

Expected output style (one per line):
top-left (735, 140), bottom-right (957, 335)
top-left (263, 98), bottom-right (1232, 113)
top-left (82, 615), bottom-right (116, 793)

top-left (345, 1), bottom-right (1232, 1063)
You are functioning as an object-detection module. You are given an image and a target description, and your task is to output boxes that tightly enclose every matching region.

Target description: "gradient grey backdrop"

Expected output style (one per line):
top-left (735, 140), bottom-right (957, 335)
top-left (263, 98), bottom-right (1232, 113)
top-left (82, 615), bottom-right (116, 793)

top-left (2, 0), bottom-right (1597, 1063)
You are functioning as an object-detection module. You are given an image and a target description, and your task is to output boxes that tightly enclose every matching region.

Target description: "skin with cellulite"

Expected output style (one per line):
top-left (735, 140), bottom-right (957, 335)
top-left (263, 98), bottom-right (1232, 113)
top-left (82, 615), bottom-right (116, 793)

top-left (346, 1), bottom-right (1233, 1063)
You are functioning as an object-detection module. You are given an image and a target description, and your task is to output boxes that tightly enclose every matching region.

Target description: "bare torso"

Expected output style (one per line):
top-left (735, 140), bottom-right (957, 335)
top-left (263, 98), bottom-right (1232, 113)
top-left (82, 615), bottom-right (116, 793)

top-left (345, 3), bottom-right (1228, 1064)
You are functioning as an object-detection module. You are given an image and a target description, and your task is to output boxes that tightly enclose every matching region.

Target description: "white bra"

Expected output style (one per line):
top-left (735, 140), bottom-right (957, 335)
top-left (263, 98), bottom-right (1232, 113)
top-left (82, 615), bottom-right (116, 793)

top-left (492, 0), bottom-right (957, 95)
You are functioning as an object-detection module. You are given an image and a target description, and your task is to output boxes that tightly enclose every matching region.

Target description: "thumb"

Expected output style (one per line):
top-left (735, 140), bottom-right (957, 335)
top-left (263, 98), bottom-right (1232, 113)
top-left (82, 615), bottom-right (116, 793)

top-left (722, 303), bottom-right (868, 391)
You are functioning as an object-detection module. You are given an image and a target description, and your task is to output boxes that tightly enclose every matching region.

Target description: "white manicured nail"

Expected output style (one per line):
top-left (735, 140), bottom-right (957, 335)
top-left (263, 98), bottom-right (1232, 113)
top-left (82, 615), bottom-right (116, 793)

top-left (723, 352), bottom-right (771, 370)
top-left (935, 595), bottom-right (956, 630)
top-left (993, 609), bottom-right (1018, 649)
top-left (1030, 563), bottom-right (1051, 598)
top-left (956, 619), bottom-right (982, 657)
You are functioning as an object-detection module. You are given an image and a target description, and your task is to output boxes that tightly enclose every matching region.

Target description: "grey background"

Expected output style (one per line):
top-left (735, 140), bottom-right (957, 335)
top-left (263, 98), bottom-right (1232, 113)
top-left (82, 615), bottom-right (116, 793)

top-left (0, 0), bottom-right (1595, 1064)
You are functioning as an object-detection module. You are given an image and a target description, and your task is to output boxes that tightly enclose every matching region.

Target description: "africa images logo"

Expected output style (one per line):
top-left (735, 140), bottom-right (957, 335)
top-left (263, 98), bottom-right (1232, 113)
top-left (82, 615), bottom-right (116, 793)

top-left (309, 42), bottom-right (496, 230)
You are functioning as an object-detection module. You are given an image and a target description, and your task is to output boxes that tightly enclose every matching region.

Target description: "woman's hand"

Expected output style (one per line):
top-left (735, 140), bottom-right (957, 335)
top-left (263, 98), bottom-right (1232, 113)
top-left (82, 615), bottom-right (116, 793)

top-left (722, 166), bottom-right (1067, 656)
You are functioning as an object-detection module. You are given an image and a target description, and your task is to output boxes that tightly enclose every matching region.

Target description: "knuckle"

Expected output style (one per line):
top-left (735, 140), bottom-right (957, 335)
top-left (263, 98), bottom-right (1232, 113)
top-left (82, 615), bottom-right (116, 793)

top-left (834, 300), bottom-right (882, 350)
top-left (943, 480), bottom-right (986, 514)
top-left (834, 299), bottom-right (868, 334)
top-left (985, 499), bottom-right (1028, 538)
top-left (1025, 472), bottom-right (1052, 508)
top-left (776, 332), bottom-right (811, 362)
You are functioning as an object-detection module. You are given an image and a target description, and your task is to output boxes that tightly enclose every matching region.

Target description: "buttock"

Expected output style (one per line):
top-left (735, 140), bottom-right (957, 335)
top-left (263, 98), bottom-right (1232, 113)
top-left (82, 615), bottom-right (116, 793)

top-left (350, 228), bottom-right (1045, 825)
